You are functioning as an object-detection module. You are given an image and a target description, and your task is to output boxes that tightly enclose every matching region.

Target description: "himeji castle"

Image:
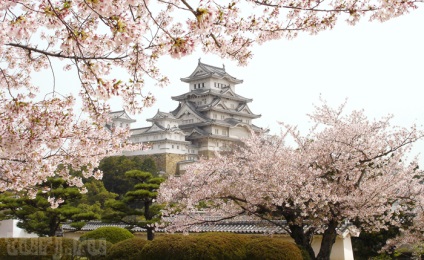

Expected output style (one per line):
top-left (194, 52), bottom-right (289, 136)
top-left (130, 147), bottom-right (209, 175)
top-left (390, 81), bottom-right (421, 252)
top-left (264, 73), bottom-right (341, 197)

top-left (109, 60), bottom-right (265, 175)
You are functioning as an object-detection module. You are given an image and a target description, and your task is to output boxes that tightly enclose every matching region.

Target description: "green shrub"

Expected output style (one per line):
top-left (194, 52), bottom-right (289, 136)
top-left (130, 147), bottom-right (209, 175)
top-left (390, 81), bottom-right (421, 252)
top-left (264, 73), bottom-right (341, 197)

top-left (138, 233), bottom-right (304, 260)
top-left (140, 235), bottom-right (198, 260)
top-left (141, 233), bottom-right (248, 260)
top-left (0, 237), bottom-right (78, 259)
top-left (107, 237), bottom-right (150, 260)
top-left (245, 237), bottom-right (303, 260)
top-left (79, 227), bottom-right (134, 244)
top-left (78, 239), bottom-right (113, 260)
top-left (196, 232), bottom-right (249, 259)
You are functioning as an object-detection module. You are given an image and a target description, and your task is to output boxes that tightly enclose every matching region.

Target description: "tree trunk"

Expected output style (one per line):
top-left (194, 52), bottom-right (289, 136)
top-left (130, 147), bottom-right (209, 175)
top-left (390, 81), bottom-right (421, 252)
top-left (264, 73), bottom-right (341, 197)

top-left (49, 217), bottom-right (60, 237)
top-left (316, 220), bottom-right (338, 260)
top-left (147, 227), bottom-right (154, 240)
top-left (288, 224), bottom-right (316, 260)
top-left (145, 201), bottom-right (154, 240)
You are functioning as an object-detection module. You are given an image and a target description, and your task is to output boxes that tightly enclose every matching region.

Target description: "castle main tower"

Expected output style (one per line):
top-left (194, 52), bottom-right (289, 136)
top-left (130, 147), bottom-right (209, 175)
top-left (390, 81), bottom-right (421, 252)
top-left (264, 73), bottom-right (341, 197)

top-left (117, 60), bottom-right (264, 174)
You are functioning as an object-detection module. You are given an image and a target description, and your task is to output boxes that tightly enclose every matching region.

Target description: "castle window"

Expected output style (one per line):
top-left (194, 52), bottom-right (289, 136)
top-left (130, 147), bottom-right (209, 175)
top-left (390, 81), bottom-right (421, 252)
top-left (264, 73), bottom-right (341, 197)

top-left (172, 145), bottom-right (174, 149)
top-left (177, 145), bottom-right (179, 149)
top-left (214, 129), bottom-right (219, 134)
top-left (222, 129), bottom-right (227, 136)
top-left (213, 113), bottom-right (217, 119)
top-left (120, 123), bottom-right (123, 127)
top-left (221, 115), bottom-right (225, 119)
top-left (202, 83), bottom-right (205, 88)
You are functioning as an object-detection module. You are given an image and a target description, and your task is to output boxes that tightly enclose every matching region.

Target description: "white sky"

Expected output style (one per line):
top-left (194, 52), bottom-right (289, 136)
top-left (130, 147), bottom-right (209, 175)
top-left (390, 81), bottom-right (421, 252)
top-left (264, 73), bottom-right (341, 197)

top-left (121, 8), bottom-right (424, 163)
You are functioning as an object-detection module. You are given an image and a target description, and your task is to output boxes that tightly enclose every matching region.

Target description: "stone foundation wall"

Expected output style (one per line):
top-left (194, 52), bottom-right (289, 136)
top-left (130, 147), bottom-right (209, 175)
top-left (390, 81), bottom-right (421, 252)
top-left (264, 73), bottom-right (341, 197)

top-left (198, 150), bottom-right (216, 159)
top-left (132, 153), bottom-right (186, 176)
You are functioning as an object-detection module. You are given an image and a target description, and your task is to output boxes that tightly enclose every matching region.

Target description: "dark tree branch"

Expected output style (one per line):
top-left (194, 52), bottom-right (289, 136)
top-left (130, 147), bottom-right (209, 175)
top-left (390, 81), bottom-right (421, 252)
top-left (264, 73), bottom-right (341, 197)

top-left (6, 43), bottom-right (129, 61)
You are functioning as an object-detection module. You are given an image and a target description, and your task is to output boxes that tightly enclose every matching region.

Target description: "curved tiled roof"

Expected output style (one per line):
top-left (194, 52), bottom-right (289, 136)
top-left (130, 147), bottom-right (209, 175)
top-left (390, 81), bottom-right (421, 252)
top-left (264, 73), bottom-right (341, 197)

top-left (62, 219), bottom-right (359, 237)
top-left (147, 110), bottom-right (178, 122)
top-left (172, 89), bottom-right (251, 103)
top-left (61, 220), bottom-right (285, 234)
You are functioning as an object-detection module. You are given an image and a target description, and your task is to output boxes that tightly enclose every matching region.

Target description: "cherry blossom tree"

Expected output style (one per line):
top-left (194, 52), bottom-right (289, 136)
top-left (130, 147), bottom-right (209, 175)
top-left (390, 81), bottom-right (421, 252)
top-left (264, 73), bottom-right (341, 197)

top-left (1, 1), bottom-right (422, 195)
top-left (158, 101), bottom-right (424, 260)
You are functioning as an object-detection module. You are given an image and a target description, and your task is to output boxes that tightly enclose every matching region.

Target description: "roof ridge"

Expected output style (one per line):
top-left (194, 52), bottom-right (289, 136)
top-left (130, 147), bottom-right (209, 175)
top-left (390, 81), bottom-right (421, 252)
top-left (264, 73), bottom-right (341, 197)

top-left (199, 61), bottom-right (225, 71)
top-left (109, 110), bottom-right (125, 113)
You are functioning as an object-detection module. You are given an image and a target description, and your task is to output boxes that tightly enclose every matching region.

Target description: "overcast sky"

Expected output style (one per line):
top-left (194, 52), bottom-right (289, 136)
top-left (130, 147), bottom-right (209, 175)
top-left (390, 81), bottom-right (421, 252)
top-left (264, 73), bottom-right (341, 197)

top-left (118, 7), bottom-right (424, 163)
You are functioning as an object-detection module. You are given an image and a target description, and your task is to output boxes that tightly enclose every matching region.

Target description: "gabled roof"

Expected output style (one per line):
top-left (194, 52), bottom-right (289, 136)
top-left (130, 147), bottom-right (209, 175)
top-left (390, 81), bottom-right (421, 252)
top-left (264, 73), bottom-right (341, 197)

top-left (196, 99), bottom-right (261, 119)
top-left (147, 110), bottom-right (178, 122)
top-left (188, 127), bottom-right (210, 137)
top-left (171, 101), bottom-right (210, 122)
top-left (109, 110), bottom-right (136, 123)
top-left (235, 103), bottom-right (257, 115)
top-left (144, 122), bottom-right (167, 133)
top-left (180, 60), bottom-right (243, 84)
top-left (186, 132), bottom-right (208, 141)
top-left (220, 87), bottom-right (251, 101)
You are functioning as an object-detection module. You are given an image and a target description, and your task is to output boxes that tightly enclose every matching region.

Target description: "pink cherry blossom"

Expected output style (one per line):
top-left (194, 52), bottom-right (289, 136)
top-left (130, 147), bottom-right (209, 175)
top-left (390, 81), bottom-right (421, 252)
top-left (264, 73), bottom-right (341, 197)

top-left (0, 1), bottom-right (422, 207)
top-left (158, 101), bottom-right (424, 259)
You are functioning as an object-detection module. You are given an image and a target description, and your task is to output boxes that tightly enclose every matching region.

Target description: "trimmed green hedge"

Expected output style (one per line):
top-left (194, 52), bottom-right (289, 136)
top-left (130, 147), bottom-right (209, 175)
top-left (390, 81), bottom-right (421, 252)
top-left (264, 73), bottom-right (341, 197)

top-left (0, 234), bottom-right (305, 260)
top-left (78, 239), bottom-right (113, 260)
top-left (79, 227), bottom-right (134, 244)
top-left (245, 237), bottom-right (303, 260)
top-left (0, 237), bottom-right (78, 259)
top-left (107, 237), bottom-right (150, 260)
top-left (140, 235), bottom-right (200, 260)
top-left (139, 233), bottom-right (301, 260)
top-left (194, 232), bottom-right (250, 259)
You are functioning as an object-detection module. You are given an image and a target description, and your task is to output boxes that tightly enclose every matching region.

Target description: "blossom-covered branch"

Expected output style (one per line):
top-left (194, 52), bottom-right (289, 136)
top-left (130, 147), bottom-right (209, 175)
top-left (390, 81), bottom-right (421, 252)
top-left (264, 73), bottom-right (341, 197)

top-left (0, 0), bottom-right (422, 197)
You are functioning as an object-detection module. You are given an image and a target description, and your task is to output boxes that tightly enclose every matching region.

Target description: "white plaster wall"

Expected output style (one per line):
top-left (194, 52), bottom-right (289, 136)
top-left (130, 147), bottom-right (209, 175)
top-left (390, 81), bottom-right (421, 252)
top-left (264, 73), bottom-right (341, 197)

top-left (0, 219), bottom-right (14, 237)
top-left (341, 235), bottom-right (355, 260)
top-left (229, 127), bottom-right (250, 139)
top-left (191, 80), bottom-right (207, 90)
top-left (0, 220), bottom-right (38, 238)
top-left (311, 235), bottom-right (354, 260)
top-left (224, 100), bottom-right (238, 110)
top-left (124, 142), bottom-right (188, 156)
